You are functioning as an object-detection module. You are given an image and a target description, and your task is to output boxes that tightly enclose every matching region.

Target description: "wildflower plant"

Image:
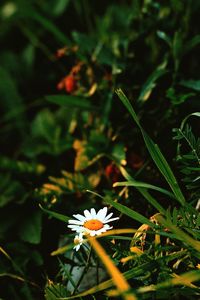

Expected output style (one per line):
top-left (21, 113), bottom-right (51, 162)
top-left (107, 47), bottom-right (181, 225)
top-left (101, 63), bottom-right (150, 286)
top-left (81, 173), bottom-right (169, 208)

top-left (73, 233), bottom-right (84, 251)
top-left (68, 207), bottom-right (119, 238)
top-left (1, 1), bottom-right (200, 299)
top-left (42, 91), bottom-right (200, 299)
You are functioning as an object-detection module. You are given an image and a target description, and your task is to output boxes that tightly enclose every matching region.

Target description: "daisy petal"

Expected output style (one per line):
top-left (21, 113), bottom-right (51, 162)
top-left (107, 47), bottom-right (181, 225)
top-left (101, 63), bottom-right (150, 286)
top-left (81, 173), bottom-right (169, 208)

top-left (74, 244), bottom-right (80, 251)
top-left (73, 214), bottom-right (86, 222)
top-left (97, 207), bottom-right (107, 220)
top-left (90, 208), bottom-right (96, 218)
top-left (90, 231), bottom-right (96, 236)
top-left (68, 220), bottom-right (83, 225)
top-left (84, 209), bottom-right (92, 219)
top-left (96, 226), bottom-right (112, 235)
top-left (104, 217), bottom-right (119, 223)
top-left (67, 224), bottom-right (80, 228)
top-left (103, 224), bottom-right (112, 230)
top-left (103, 212), bottom-right (113, 221)
top-left (68, 225), bottom-right (82, 230)
top-left (96, 208), bottom-right (103, 218)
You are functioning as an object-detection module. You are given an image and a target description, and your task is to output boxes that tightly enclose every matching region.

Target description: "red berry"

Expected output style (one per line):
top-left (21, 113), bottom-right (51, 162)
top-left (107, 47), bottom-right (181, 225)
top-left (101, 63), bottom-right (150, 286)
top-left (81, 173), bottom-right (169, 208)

top-left (105, 163), bottom-right (120, 183)
top-left (64, 75), bottom-right (77, 93)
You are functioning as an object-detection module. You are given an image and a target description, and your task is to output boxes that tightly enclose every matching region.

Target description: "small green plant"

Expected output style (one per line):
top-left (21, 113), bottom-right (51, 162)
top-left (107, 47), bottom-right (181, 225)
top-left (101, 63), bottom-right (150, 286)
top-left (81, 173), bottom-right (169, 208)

top-left (173, 113), bottom-right (200, 196)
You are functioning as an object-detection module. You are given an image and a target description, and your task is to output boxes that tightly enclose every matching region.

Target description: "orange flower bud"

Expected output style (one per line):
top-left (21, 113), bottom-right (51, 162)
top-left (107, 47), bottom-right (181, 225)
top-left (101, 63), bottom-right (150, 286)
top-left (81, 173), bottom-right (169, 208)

top-left (64, 75), bottom-right (77, 93)
top-left (55, 46), bottom-right (67, 58)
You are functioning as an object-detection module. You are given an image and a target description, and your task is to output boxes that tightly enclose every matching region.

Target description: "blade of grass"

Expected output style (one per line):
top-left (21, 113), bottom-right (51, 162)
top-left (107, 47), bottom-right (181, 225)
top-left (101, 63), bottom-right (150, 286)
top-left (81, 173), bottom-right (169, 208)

top-left (0, 246), bottom-right (11, 260)
top-left (51, 229), bottom-right (137, 256)
top-left (0, 273), bottom-right (39, 288)
top-left (103, 195), bottom-right (156, 228)
top-left (113, 181), bottom-right (175, 199)
top-left (137, 270), bottom-right (200, 294)
top-left (88, 236), bottom-right (137, 300)
top-left (39, 204), bottom-right (70, 223)
top-left (51, 244), bottom-right (74, 256)
top-left (116, 89), bottom-right (186, 205)
top-left (138, 62), bottom-right (168, 103)
top-left (180, 112), bottom-right (200, 130)
top-left (31, 11), bottom-right (70, 45)
top-left (118, 166), bottom-right (166, 215)
top-left (46, 95), bottom-right (97, 110)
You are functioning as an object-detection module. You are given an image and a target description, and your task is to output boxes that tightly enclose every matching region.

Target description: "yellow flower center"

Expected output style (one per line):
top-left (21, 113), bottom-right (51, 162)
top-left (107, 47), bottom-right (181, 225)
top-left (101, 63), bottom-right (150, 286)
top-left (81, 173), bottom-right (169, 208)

top-left (74, 237), bottom-right (81, 245)
top-left (84, 219), bottom-right (104, 230)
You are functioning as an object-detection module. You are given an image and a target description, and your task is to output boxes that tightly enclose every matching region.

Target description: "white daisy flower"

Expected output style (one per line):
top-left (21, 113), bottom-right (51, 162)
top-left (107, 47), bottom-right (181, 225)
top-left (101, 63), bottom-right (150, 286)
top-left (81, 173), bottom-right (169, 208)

top-left (68, 207), bottom-right (119, 236)
top-left (73, 233), bottom-right (84, 251)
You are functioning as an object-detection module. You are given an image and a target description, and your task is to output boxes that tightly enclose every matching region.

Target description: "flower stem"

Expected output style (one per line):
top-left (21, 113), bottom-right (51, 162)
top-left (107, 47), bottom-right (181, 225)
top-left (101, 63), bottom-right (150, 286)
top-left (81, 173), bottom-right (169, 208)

top-left (72, 246), bottom-right (92, 295)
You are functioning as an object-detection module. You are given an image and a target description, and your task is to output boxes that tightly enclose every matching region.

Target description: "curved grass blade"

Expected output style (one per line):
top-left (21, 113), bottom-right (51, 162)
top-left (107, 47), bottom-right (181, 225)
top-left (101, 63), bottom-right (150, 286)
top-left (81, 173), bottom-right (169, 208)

top-left (113, 181), bottom-right (175, 199)
top-left (116, 89), bottom-right (186, 205)
top-left (180, 112), bottom-right (200, 130)
top-left (119, 166), bottom-right (166, 214)
top-left (103, 195), bottom-right (156, 228)
top-left (137, 270), bottom-right (200, 294)
top-left (31, 11), bottom-right (70, 45)
top-left (39, 204), bottom-right (70, 223)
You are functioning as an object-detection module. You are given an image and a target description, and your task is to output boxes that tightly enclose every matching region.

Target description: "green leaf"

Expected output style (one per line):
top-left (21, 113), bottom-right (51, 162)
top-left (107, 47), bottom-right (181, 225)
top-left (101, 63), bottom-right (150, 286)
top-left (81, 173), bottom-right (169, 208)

top-left (180, 79), bottom-right (200, 91)
top-left (31, 109), bottom-right (56, 143)
top-left (183, 34), bottom-right (200, 55)
top-left (46, 95), bottom-right (96, 110)
top-left (111, 143), bottom-right (126, 165)
top-left (45, 283), bottom-right (70, 300)
top-left (172, 31), bottom-right (183, 67)
top-left (30, 11), bottom-right (70, 45)
top-left (39, 205), bottom-right (70, 223)
top-left (72, 31), bottom-right (96, 54)
top-left (30, 250), bottom-right (43, 266)
top-left (116, 89), bottom-right (186, 205)
top-left (0, 66), bottom-right (25, 131)
top-left (138, 61), bottom-right (168, 102)
top-left (157, 31), bottom-right (171, 47)
top-left (0, 155), bottom-right (45, 174)
top-left (19, 210), bottom-right (42, 244)
top-left (166, 87), bottom-right (194, 105)
top-left (53, 0), bottom-right (70, 16)
top-left (0, 174), bottom-right (27, 207)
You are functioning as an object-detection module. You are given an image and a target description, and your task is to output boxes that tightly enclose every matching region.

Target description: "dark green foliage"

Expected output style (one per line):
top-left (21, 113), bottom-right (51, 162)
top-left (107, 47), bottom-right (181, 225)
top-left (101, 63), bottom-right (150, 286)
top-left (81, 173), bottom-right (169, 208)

top-left (173, 115), bottom-right (200, 195)
top-left (0, 0), bottom-right (199, 299)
